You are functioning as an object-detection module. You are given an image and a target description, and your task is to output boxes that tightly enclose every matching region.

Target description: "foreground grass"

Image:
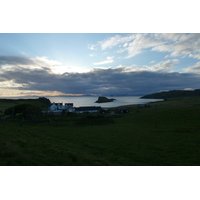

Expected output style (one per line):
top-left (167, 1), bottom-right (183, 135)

top-left (1, 97), bottom-right (200, 165)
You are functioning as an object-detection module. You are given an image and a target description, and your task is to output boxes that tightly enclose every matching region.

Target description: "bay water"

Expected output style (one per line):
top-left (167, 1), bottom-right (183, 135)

top-left (47, 96), bottom-right (163, 108)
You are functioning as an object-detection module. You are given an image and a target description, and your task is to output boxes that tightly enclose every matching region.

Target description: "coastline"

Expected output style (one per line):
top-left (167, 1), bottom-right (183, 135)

top-left (48, 96), bottom-right (164, 108)
top-left (103, 99), bottom-right (164, 108)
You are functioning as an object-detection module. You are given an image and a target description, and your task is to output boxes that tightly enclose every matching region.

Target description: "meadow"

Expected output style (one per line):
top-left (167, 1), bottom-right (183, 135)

top-left (1, 97), bottom-right (200, 166)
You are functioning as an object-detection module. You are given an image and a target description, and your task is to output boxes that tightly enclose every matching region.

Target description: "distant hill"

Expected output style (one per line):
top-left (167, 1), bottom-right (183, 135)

top-left (141, 89), bottom-right (200, 99)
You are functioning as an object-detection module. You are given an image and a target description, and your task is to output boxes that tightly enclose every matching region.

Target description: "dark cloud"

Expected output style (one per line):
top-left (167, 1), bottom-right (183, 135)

top-left (0, 56), bottom-right (36, 66)
top-left (1, 63), bottom-right (200, 96)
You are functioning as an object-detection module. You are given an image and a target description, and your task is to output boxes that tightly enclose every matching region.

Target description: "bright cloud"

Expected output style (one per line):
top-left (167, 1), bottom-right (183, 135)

top-left (88, 44), bottom-right (97, 50)
top-left (98, 34), bottom-right (136, 50)
top-left (0, 89), bottom-right (71, 98)
top-left (184, 62), bottom-right (200, 73)
top-left (189, 53), bottom-right (200, 59)
top-left (93, 56), bottom-right (114, 65)
top-left (0, 56), bottom-right (90, 76)
top-left (125, 34), bottom-right (166, 58)
top-left (131, 59), bottom-right (179, 72)
top-left (152, 33), bottom-right (200, 58)
top-left (92, 33), bottom-right (200, 60)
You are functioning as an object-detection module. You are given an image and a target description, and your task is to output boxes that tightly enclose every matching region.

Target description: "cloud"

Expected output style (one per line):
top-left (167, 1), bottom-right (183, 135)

top-left (184, 62), bottom-right (200, 73)
top-left (0, 56), bottom-right (60, 72)
top-left (88, 44), bottom-right (97, 50)
top-left (93, 56), bottom-right (114, 65)
top-left (152, 33), bottom-right (200, 58)
top-left (184, 88), bottom-right (194, 91)
top-left (91, 33), bottom-right (200, 60)
top-left (131, 59), bottom-right (179, 72)
top-left (0, 55), bottom-right (90, 75)
top-left (125, 34), bottom-right (166, 58)
top-left (93, 33), bottom-right (168, 58)
top-left (0, 56), bottom-right (36, 65)
top-left (98, 34), bottom-right (136, 50)
top-left (154, 33), bottom-right (184, 41)
top-left (1, 55), bottom-right (200, 97)
top-left (189, 53), bottom-right (200, 59)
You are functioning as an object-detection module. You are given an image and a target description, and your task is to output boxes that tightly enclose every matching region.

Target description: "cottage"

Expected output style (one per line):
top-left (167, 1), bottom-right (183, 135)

top-left (137, 104), bottom-right (151, 108)
top-left (55, 103), bottom-right (65, 110)
top-left (65, 103), bottom-right (75, 112)
top-left (114, 107), bottom-right (129, 114)
top-left (48, 102), bottom-right (75, 115)
top-left (100, 108), bottom-right (111, 113)
top-left (49, 102), bottom-right (74, 111)
top-left (50, 103), bottom-right (58, 111)
top-left (75, 106), bottom-right (102, 113)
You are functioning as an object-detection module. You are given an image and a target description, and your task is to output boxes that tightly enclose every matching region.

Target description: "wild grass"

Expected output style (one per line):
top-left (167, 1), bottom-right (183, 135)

top-left (1, 97), bottom-right (200, 165)
top-left (0, 98), bottom-right (50, 113)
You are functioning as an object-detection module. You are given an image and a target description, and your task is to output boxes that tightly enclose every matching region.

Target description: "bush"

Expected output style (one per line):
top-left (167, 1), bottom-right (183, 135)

top-left (4, 104), bottom-right (42, 119)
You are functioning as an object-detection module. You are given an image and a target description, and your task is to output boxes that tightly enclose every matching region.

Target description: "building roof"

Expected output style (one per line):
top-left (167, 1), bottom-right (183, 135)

top-left (51, 102), bottom-right (74, 106)
top-left (51, 103), bottom-right (63, 106)
top-left (75, 106), bottom-right (102, 111)
top-left (65, 103), bottom-right (73, 106)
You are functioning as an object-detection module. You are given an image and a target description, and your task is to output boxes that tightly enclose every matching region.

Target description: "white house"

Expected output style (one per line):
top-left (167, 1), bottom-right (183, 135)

top-left (49, 102), bottom-right (75, 114)
top-left (50, 103), bottom-right (58, 111)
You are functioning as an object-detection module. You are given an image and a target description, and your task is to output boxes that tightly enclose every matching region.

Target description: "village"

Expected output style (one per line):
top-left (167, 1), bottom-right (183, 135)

top-left (0, 97), bottom-right (150, 121)
top-left (43, 102), bottom-right (131, 115)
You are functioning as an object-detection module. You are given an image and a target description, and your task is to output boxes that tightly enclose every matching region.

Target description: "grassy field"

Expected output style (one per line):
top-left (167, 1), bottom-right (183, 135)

top-left (1, 97), bottom-right (200, 166)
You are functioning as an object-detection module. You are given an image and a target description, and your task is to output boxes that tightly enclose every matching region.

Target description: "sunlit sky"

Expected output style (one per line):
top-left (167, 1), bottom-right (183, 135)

top-left (1, 0), bottom-right (200, 98)
top-left (1, 33), bottom-right (200, 97)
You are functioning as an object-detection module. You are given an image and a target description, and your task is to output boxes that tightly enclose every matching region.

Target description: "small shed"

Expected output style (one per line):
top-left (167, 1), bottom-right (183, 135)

top-left (114, 107), bottom-right (129, 114)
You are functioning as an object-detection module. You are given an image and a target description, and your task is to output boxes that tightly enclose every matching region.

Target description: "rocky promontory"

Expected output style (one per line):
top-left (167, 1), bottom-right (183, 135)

top-left (95, 96), bottom-right (116, 103)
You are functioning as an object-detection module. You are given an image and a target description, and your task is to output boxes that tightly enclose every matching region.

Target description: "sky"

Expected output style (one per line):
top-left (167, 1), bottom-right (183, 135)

top-left (1, 33), bottom-right (200, 97)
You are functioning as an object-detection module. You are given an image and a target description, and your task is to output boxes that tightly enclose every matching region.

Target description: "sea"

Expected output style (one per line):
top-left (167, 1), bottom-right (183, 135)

top-left (47, 96), bottom-right (163, 108)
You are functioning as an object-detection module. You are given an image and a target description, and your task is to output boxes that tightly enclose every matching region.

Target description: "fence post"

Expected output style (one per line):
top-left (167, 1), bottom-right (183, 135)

top-left (154, 105), bottom-right (157, 127)
top-left (12, 101), bottom-right (15, 120)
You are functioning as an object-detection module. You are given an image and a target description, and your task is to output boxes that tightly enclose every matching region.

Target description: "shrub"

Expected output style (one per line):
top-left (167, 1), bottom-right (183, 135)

top-left (4, 104), bottom-right (42, 119)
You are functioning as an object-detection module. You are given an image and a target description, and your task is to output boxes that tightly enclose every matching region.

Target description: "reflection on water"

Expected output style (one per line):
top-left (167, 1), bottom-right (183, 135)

top-left (48, 96), bottom-right (163, 108)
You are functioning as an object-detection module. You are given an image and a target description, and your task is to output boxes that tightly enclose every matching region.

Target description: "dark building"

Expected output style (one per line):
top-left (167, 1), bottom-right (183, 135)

top-left (75, 106), bottom-right (102, 113)
top-left (114, 107), bottom-right (129, 114)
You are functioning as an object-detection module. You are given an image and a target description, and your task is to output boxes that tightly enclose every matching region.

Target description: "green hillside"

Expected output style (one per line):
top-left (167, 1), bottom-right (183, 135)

top-left (0, 97), bottom-right (51, 113)
top-left (141, 89), bottom-right (200, 99)
top-left (1, 97), bottom-right (200, 166)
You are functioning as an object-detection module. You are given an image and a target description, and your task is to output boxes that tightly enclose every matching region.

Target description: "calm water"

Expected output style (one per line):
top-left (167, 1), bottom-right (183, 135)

top-left (47, 96), bottom-right (163, 108)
